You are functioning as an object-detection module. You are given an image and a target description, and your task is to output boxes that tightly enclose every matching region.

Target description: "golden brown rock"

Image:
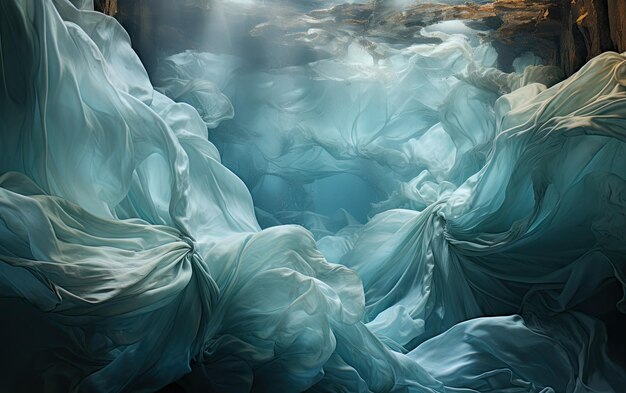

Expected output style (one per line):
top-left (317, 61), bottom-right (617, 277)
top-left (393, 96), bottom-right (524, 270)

top-left (94, 0), bottom-right (117, 16)
top-left (608, 0), bottom-right (626, 53)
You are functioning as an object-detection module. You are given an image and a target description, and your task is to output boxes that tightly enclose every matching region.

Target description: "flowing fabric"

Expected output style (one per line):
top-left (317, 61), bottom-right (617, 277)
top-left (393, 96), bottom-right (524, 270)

top-left (1, 0), bottom-right (625, 392)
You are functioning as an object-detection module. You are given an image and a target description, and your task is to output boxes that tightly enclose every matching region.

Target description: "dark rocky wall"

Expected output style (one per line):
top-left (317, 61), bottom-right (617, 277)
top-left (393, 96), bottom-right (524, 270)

top-left (559, 0), bottom-right (626, 76)
top-left (608, 0), bottom-right (626, 53)
top-left (488, 0), bottom-right (625, 75)
top-left (93, 0), bottom-right (117, 16)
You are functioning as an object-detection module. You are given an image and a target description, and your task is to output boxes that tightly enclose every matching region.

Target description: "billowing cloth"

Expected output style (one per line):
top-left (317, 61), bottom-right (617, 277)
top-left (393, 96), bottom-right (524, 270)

top-left (155, 34), bottom-right (502, 228)
top-left (1, 0), bottom-right (625, 392)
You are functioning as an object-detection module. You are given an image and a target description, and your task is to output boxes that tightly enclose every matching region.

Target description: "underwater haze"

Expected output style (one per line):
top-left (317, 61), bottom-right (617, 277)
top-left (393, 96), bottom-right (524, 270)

top-left (1, 0), bottom-right (626, 392)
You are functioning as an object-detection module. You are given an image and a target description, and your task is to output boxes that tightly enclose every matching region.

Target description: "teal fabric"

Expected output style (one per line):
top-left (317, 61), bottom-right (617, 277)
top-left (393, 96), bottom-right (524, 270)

top-left (1, 0), bottom-right (625, 392)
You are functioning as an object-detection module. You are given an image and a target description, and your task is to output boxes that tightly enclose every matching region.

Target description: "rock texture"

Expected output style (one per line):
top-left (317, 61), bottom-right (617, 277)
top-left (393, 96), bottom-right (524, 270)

top-left (608, 0), bottom-right (626, 53)
top-left (448, 0), bottom-right (626, 75)
top-left (489, 0), bottom-right (626, 75)
top-left (559, 0), bottom-right (618, 75)
top-left (484, 1), bottom-right (559, 71)
top-left (107, 0), bottom-right (625, 76)
top-left (94, 0), bottom-right (117, 16)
